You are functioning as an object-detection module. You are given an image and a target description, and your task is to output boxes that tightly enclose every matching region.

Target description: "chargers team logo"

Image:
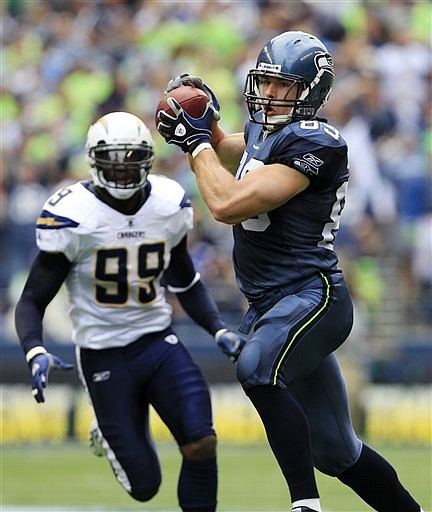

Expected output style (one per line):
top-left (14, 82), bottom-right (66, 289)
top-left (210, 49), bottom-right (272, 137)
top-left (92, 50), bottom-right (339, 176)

top-left (36, 210), bottom-right (79, 229)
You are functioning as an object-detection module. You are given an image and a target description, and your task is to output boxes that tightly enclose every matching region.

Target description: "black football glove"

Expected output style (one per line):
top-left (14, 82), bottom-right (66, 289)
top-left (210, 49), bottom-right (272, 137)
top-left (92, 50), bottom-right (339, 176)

top-left (165, 73), bottom-right (220, 121)
top-left (157, 97), bottom-right (213, 156)
top-left (215, 329), bottom-right (247, 362)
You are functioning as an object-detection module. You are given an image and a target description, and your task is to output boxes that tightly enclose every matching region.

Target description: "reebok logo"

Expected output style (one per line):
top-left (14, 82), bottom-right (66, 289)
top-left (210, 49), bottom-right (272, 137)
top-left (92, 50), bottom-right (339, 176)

top-left (293, 153), bottom-right (324, 175)
top-left (92, 371), bottom-right (111, 383)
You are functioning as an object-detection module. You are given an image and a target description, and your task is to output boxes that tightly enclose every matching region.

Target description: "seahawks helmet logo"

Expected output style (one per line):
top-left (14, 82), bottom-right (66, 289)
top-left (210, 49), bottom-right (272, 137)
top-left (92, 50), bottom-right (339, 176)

top-left (315, 52), bottom-right (334, 75)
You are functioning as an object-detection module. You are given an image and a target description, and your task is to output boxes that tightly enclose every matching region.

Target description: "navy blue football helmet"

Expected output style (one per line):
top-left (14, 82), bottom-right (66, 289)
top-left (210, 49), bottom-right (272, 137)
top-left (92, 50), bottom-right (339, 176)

top-left (244, 31), bottom-right (334, 127)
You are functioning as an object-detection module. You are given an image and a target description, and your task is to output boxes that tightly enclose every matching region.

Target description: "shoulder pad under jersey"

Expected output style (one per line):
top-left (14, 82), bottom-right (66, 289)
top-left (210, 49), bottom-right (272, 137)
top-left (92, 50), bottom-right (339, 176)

top-left (36, 181), bottom-right (99, 234)
top-left (147, 174), bottom-right (191, 216)
top-left (287, 120), bottom-right (346, 149)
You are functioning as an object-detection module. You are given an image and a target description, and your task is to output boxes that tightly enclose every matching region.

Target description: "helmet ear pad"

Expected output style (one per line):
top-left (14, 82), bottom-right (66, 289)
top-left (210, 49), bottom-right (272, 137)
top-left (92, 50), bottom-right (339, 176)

top-left (86, 112), bottom-right (154, 200)
top-left (244, 31), bottom-right (334, 127)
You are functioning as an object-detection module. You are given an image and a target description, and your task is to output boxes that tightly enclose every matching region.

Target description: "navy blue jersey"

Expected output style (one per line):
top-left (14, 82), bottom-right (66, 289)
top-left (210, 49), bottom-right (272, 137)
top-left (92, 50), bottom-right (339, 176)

top-left (233, 119), bottom-right (349, 299)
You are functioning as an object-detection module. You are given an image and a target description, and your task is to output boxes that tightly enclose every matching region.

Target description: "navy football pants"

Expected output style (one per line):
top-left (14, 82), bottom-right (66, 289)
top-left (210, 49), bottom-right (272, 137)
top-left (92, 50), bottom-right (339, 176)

top-left (76, 328), bottom-right (215, 498)
top-left (237, 272), bottom-right (363, 474)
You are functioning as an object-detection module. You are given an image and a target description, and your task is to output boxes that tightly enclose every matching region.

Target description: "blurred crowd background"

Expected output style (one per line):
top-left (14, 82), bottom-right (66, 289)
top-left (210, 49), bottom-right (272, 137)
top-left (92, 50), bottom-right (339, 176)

top-left (2, 0), bottom-right (431, 397)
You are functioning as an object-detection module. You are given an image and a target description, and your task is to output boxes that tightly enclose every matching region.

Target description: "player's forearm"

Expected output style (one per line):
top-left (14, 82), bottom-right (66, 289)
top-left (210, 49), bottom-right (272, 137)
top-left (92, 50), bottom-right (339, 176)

top-left (15, 251), bottom-right (71, 357)
top-left (15, 292), bottom-right (45, 356)
top-left (213, 130), bottom-right (244, 175)
top-left (192, 149), bottom-right (240, 224)
top-left (175, 280), bottom-right (226, 336)
top-left (188, 130), bottom-right (243, 176)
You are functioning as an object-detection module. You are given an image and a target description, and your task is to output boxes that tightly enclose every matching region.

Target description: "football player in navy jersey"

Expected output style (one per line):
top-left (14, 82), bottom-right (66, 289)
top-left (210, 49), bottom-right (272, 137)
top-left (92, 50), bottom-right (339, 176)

top-left (14, 111), bottom-right (246, 512)
top-left (157, 31), bottom-right (424, 512)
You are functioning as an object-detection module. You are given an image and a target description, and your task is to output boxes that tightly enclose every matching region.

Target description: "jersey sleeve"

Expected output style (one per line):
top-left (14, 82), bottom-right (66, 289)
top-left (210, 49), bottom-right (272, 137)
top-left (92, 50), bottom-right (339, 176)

top-left (171, 193), bottom-right (194, 247)
top-left (35, 183), bottom-right (96, 261)
top-left (270, 123), bottom-right (348, 186)
top-left (148, 174), bottom-right (194, 247)
top-left (36, 209), bottom-right (81, 260)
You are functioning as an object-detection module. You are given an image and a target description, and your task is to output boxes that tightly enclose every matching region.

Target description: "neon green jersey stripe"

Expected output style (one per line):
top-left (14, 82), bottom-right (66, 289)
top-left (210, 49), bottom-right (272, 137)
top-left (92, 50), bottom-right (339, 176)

top-left (272, 272), bottom-right (331, 385)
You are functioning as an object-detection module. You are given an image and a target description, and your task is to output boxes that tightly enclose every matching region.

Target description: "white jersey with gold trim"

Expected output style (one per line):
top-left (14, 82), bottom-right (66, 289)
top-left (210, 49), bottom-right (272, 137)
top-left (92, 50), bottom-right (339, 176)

top-left (35, 175), bottom-right (193, 349)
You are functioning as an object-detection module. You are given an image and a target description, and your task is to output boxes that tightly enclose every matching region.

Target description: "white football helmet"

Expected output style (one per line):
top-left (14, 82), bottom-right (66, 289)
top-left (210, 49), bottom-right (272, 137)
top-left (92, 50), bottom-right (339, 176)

top-left (86, 112), bottom-right (154, 200)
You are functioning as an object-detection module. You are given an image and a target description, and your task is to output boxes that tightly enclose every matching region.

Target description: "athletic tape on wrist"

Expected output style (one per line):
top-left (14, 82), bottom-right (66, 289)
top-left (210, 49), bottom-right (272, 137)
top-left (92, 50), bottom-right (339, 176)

top-left (25, 346), bottom-right (47, 363)
top-left (214, 328), bottom-right (228, 342)
top-left (192, 142), bottom-right (212, 159)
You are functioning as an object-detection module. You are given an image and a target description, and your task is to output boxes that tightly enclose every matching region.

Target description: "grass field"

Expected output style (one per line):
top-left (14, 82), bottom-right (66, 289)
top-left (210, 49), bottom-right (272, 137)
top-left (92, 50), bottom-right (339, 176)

top-left (1, 442), bottom-right (431, 511)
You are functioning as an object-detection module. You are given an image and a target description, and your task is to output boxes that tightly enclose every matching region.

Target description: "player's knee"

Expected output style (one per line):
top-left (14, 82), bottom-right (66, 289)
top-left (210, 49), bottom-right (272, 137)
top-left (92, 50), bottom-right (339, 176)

top-left (129, 486), bottom-right (159, 502)
top-left (313, 440), bottom-right (362, 476)
top-left (311, 423), bottom-right (362, 476)
top-left (313, 452), bottom-right (343, 476)
top-left (128, 472), bottom-right (161, 502)
top-left (180, 434), bottom-right (217, 461)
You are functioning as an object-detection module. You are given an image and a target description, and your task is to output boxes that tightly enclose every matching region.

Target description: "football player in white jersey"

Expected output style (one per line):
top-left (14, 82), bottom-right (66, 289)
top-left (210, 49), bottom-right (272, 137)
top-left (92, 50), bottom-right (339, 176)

top-left (15, 111), bottom-right (245, 512)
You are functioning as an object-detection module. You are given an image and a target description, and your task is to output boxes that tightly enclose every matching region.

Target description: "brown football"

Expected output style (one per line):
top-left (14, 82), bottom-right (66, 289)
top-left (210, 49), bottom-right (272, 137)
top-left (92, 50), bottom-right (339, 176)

top-left (155, 85), bottom-right (209, 129)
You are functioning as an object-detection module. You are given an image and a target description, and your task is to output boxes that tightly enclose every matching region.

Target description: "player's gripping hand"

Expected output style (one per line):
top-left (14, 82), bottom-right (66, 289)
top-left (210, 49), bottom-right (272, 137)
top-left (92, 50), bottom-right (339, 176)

top-left (165, 73), bottom-right (220, 121)
top-left (157, 97), bottom-right (213, 157)
top-left (215, 329), bottom-right (247, 362)
top-left (30, 353), bottom-right (74, 403)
